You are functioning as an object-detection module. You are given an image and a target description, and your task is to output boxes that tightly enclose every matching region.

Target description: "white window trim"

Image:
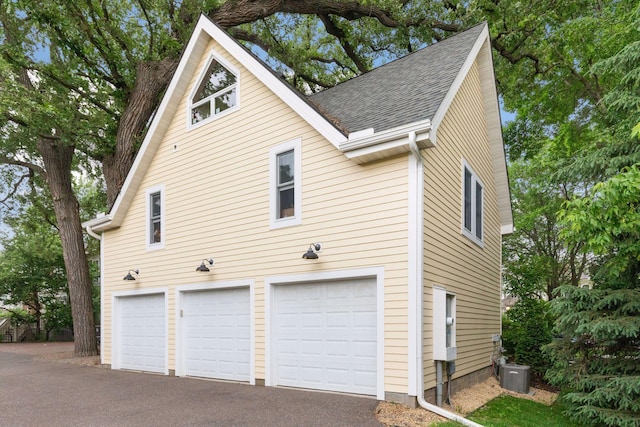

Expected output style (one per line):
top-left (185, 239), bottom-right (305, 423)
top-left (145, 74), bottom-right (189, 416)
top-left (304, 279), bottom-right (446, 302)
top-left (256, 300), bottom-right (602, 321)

top-left (146, 184), bottom-right (165, 251)
top-left (187, 51), bottom-right (240, 130)
top-left (461, 160), bottom-right (484, 247)
top-left (269, 138), bottom-right (302, 229)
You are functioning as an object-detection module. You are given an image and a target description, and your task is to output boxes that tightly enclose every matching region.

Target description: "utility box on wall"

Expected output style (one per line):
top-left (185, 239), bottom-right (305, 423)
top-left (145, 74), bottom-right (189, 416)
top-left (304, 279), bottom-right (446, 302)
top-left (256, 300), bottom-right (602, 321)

top-left (433, 286), bottom-right (457, 361)
top-left (500, 364), bottom-right (530, 394)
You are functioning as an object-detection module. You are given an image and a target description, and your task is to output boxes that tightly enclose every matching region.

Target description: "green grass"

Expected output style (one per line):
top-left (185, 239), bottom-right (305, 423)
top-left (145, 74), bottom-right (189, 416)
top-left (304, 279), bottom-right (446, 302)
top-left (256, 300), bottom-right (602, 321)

top-left (434, 395), bottom-right (581, 427)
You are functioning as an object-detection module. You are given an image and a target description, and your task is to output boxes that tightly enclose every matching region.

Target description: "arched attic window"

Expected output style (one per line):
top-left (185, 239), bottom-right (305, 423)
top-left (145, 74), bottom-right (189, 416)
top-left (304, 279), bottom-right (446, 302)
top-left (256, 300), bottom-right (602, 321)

top-left (190, 53), bottom-right (238, 126)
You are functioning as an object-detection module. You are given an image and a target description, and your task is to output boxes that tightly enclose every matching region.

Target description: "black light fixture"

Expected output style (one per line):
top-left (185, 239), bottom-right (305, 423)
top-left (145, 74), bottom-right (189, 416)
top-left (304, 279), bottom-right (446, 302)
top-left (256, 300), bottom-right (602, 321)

top-left (302, 243), bottom-right (321, 260)
top-left (196, 258), bottom-right (214, 272)
top-left (123, 269), bottom-right (139, 280)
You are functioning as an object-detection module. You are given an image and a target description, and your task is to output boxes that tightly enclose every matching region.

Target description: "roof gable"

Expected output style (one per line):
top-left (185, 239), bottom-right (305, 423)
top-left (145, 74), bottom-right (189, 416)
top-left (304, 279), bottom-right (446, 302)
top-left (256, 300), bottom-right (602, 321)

top-left (84, 17), bottom-right (511, 233)
top-left (88, 15), bottom-right (346, 231)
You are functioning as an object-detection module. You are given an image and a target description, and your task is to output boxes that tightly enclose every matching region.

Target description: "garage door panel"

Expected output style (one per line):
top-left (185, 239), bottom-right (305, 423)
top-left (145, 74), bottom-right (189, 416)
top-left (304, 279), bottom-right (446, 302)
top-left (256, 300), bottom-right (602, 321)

top-left (273, 279), bottom-right (377, 395)
top-left (117, 293), bottom-right (166, 373)
top-left (182, 287), bottom-right (250, 381)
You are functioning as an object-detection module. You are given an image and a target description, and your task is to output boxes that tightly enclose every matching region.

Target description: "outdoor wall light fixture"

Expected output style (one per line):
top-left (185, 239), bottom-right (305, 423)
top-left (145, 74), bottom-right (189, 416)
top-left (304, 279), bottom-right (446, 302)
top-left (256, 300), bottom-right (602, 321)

top-left (196, 258), bottom-right (215, 272)
top-left (302, 243), bottom-right (322, 260)
top-left (123, 269), bottom-right (139, 281)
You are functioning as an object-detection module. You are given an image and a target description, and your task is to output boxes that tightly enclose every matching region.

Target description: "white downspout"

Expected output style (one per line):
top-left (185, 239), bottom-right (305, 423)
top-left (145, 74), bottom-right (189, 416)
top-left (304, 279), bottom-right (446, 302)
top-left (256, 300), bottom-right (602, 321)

top-left (84, 223), bottom-right (105, 360)
top-left (408, 132), bottom-right (484, 427)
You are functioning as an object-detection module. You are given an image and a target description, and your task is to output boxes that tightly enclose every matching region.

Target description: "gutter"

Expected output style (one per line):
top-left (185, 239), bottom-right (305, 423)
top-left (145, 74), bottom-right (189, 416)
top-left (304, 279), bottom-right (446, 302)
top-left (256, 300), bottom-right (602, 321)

top-left (341, 120), bottom-right (434, 164)
top-left (408, 133), bottom-right (485, 427)
top-left (82, 214), bottom-right (112, 236)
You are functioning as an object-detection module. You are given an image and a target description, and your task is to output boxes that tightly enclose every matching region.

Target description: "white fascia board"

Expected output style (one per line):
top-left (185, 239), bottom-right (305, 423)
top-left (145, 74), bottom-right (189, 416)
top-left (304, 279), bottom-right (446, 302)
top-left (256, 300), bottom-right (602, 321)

top-left (476, 37), bottom-right (514, 232)
top-left (501, 223), bottom-right (514, 235)
top-left (102, 25), bottom-right (210, 230)
top-left (199, 17), bottom-right (346, 148)
top-left (429, 22), bottom-right (514, 233)
top-left (430, 24), bottom-right (489, 143)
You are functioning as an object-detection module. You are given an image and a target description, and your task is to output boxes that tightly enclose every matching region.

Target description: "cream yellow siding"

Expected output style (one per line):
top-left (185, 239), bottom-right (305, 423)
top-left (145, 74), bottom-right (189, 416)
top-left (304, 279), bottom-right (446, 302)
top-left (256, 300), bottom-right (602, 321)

top-left (422, 59), bottom-right (502, 389)
top-left (101, 37), bottom-right (410, 393)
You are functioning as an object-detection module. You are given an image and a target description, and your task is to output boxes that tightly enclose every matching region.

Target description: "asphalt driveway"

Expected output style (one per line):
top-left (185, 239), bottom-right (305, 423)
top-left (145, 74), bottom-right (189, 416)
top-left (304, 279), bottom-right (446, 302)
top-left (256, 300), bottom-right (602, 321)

top-left (0, 344), bottom-right (382, 427)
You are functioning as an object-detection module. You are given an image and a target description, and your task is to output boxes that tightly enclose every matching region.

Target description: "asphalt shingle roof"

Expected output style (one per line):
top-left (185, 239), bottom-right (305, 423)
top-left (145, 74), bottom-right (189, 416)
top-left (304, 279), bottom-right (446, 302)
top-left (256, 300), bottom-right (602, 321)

top-left (308, 24), bottom-right (485, 134)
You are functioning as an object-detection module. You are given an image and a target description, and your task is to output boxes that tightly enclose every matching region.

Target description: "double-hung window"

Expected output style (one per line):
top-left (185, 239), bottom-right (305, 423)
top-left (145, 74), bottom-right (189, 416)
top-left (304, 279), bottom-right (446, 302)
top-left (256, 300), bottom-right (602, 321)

top-left (270, 138), bottom-right (302, 229)
top-left (462, 161), bottom-right (483, 245)
top-left (277, 150), bottom-right (295, 218)
top-left (190, 53), bottom-right (238, 126)
top-left (146, 185), bottom-right (165, 250)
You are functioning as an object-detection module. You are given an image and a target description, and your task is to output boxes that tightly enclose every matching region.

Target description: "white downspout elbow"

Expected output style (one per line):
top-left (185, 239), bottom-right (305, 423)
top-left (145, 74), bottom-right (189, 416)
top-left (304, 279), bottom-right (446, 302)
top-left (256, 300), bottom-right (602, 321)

top-left (85, 224), bottom-right (102, 241)
top-left (408, 132), bottom-right (485, 427)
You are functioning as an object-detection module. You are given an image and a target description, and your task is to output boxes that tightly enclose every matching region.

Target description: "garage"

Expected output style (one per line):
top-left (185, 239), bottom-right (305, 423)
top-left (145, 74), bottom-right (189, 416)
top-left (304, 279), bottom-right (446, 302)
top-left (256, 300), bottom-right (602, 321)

top-left (180, 287), bottom-right (250, 381)
top-left (116, 293), bottom-right (166, 373)
top-left (273, 278), bottom-right (377, 396)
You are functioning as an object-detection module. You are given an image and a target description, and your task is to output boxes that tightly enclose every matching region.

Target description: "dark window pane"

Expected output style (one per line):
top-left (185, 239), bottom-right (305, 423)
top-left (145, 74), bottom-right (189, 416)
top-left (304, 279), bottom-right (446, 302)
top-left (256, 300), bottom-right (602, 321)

top-left (464, 168), bottom-right (472, 231)
top-left (151, 193), bottom-right (161, 218)
top-left (214, 88), bottom-right (236, 114)
top-left (278, 187), bottom-right (294, 218)
top-left (475, 183), bottom-right (483, 239)
top-left (193, 60), bottom-right (236, 102)
top-left (152, 221), bottom-right (161, 243)
top-left (191, 102), bottom-right (211, 124)
top-left (150, 192), bottom-right (161, 244)
top-left (277, 150), bottom-right (294, 185)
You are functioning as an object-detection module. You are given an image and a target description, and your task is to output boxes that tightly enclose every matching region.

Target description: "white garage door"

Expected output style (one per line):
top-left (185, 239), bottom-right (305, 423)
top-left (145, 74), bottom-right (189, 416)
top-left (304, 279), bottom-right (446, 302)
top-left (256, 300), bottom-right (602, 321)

top-left (273, 279), bottom-right (377, 395)
top-left (182, 288), bottom-right (250, 381)
top-left (117, 293), bottom-right (166, 373)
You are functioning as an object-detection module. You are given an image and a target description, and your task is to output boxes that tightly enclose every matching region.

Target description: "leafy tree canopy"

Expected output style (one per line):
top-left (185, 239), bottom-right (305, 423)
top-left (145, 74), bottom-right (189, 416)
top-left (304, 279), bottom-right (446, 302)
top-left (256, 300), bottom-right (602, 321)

top-left (546, 165), bottom-right (640, 427)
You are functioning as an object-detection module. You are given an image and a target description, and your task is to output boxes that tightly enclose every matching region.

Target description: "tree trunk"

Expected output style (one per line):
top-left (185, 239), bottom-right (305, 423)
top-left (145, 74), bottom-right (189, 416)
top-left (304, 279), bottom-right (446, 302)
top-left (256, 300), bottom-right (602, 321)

top-left (103, 58), bottom-right (178, 209)
top-left (37, 136), bottom-right (97, 356)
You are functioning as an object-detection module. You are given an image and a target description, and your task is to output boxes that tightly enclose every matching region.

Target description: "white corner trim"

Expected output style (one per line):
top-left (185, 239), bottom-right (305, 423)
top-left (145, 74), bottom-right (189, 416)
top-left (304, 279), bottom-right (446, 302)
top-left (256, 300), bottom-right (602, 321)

top-left (264, 267), bottom-right (385, 400)
top-left (407, 132), bottom-right (424, 397)
top-left (99, 234), bottom-right (105, 362)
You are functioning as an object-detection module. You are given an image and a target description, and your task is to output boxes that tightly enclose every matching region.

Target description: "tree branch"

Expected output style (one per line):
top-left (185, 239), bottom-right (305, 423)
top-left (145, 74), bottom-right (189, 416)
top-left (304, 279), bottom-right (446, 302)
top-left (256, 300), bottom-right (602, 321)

top-left (135, 0), bottom-right (155, 58)
top-left (0, 156), bottom-right (46, 177)
top-left (319, 14), bottom-right (368, 74)
top-left (32, 67), bottom-right (118, 117)
top-left (228, 27), bottom-right (273, 52)
top-left (209, 0), bottom-right (401, 29)
top-left (0, 172), bottom-right (31, 204)
top-left (491, 37), bottom-right (542, 74)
